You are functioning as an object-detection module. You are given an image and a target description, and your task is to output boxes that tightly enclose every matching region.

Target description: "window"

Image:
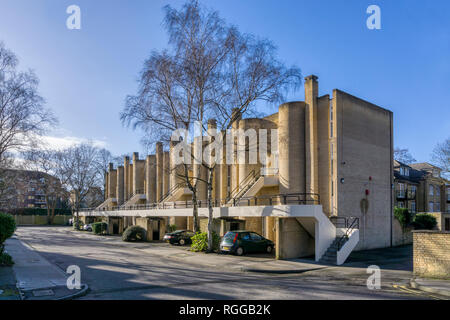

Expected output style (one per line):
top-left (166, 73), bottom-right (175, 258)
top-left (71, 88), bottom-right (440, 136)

top-left (250, 233), bottom-right (262, 241)
top-left (429, 202), bottom-right (434, 212)
top-left (435, 202), bottom-right (440, 212)
top-left (397, 201), bottom-right (405, 208)
top-left (433, 169), bottom-right (440, 178)
top-left (409, 185), bottom-right (417, 198)
top-left (436, 187), bottom-right (440, 197)
top-left (410, 201), bottom-right (416, 213)
top-left (400, 167), bottom-right (409, 176)
top-left (429, 185), bottom-right (434, 197)
top-left (397, 183), bottom-right (406, 197)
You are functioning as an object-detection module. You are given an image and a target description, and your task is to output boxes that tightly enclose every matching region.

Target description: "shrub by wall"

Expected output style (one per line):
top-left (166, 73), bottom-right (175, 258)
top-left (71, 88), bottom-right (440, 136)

top-left (92, 222), bottom-right (108, 235)
top-left (122, 226), bottom-right (146, 242)
top-left (191, 232), bottom-right (220, 252)
top-left (412, 213), bottom-right (437, 230)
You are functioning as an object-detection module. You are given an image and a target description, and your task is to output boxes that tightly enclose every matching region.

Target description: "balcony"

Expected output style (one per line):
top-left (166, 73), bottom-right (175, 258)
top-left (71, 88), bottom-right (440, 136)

top-left (407, 191), bottom-right (416, 199)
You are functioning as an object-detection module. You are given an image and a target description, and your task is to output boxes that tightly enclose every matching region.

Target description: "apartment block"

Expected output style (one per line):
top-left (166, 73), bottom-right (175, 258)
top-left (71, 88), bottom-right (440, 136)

top-left (81, 75), bottom-right (394, 264)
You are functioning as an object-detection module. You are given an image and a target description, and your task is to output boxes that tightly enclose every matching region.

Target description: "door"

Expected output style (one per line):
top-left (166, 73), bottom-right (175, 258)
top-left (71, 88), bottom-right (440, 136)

top-left (152, 220), bottom-right (160, 240)
top-left (445, 218), bottom-right (450, 231)
top-left (250, 233), bottom-right (266, 252)
top-left (239, 232), bottom-right (252, 252)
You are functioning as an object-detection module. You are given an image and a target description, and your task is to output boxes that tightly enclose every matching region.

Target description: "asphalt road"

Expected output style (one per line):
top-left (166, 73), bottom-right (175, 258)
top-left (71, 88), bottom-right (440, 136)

top-left (13, 226), bottom-right (440, 300)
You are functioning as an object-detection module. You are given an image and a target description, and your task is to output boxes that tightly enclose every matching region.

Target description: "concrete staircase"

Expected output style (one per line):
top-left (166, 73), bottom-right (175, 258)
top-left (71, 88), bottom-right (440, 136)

top-left (319, 236), bottom-right (348, 265)
top-left (318, 226), bottom-right (359, 265)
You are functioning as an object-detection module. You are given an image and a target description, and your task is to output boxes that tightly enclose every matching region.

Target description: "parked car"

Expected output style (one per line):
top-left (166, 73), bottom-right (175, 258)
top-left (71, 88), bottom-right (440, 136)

top-left (220, 231), bottom-right (274, 256)
top-left (164, 230), bottom-right (195, 245)
top-left (68, 218), bottom-right (73, 226)
top-left (83, 224), bottom-right (93, 232)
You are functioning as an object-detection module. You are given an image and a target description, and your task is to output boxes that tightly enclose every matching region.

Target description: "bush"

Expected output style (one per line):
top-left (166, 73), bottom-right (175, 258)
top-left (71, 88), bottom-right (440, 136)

top-left (0, 252), bottom-right (14, 266)
top-left (92, 222), bottom-right (108, 235)
top-left (168, 224), bottom-right (177, 232)
top-left (394, 207), bottom-right (411, 230)
top-left (73, 220), bottom-right (84, 230)
top-left (412, 213), bottom-right (437, 230)
top-left (191, 232), bottom-right (221, 252)
top-left (122, 226), bottom-right (146, 242)
top-left (0, 213), bottom-right (16, 255)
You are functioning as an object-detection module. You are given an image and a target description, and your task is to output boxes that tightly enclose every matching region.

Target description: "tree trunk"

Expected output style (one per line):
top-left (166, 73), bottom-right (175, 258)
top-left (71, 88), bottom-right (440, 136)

top-left (206, 166), bottom-right (214, 252)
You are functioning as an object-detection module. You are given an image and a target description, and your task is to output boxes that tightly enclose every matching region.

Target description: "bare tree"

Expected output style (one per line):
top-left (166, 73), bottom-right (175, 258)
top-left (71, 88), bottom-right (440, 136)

top-left (121, 1), bottom-right (302, 249)
top-left (57, 143), bottom-right (102, 227)
top-left (394, 147), bottom-right (416, 164)
top-left (0, 42), bottom-right (56, 164)
top-left (431, 138), bottom-right (450, 178)
top-left (22, 148), bottom-right (69, 224)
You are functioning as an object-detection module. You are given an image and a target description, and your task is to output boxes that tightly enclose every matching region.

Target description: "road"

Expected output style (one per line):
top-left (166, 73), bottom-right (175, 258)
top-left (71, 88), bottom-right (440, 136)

top-left (12, 226), bottom-right (439, 300)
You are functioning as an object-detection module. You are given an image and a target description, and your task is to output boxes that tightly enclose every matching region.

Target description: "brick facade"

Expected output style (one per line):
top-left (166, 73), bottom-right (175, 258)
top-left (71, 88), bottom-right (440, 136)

top-left (413, 231), bottom-right (450, 279)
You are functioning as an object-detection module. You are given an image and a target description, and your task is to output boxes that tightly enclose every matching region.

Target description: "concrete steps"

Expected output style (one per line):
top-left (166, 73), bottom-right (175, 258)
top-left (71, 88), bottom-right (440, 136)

top-left (318, 236), bottom-right (349, 265)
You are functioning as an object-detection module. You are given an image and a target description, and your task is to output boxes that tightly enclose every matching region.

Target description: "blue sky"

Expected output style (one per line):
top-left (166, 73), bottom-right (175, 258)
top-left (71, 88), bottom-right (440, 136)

top-left (0, 0), bottom-right (449, 162)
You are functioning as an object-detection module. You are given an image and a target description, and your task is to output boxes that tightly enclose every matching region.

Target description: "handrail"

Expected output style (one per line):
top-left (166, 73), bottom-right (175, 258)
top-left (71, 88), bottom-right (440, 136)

top-left (334, 216), bottom-right (359, 250)
top-left (227, 170), bottom-right (256, 201)
top-left (159, 182), bottom-right (187, 203)
top-left (227, 170), bottom-right (262, 203)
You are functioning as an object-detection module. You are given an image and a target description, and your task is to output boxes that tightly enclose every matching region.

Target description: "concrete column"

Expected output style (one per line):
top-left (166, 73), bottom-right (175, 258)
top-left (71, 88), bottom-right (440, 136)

top-left (146, 155), bottom-right (156, 204)
top-left (108, 163), bottom-right (117, 199)
top-left (105, 172), bottom-right (109, 200)
top-left (128, 164), bottom-right (133, 198)
top-left (278, 102), bottom-right (306, 194)
top-left (305, 75), bottom-right (319, 198)
top-left (156, 142), bottom-right (164, 202)
top-left (116, 166), bottom-right (124, 205)
top-left (132, 152), bottom-right (145, 195)
top-left (163, 151), bottom-right (170, 197)
top-left (123, 156), bottom-right (130, 202)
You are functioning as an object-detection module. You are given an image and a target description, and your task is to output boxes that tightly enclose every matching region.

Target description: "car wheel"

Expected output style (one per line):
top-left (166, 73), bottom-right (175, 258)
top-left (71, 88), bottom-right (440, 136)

top-left (236, 247), bottom-right (244, 256)
top-left (266, 245), bottom-right (273, 253)
top-left (179, 239), bottom-right (185, 246)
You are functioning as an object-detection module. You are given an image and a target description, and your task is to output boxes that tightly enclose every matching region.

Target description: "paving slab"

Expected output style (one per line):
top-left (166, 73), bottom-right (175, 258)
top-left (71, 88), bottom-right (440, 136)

top-left (4, 236), bottom-right (88, 300)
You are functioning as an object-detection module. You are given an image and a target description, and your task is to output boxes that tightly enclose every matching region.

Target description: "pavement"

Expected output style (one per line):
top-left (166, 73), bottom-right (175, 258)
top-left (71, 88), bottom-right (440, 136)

top-left (0, 259), bottom-right (20, 300)
top-left (411, 278), bottom-right (450, 297)
top-left (4, 236), bottom-right (88, 300)
top-left (5, 226), bottom-right (449, 300)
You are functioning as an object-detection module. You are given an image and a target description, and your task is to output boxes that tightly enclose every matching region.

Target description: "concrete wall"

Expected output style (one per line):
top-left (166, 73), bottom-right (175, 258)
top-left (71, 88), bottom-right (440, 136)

top-left (14, 215), bottom-right (72, 225)
top-left (392, 219), bottom-right (413, 246)
top-left (334, 89), bottom-right (393, 250)
top-left (276, 218), bottom-right (315, 259)
top-left (413, 231), bottom-right (450, 279)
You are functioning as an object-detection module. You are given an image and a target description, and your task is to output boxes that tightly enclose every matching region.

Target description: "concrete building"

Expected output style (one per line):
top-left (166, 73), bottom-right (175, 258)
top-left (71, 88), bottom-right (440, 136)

top-left (81, 75), bottom-right (394, 264)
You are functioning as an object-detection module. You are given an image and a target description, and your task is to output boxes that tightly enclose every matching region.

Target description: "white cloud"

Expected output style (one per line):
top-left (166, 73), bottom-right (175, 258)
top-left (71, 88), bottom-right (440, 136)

top-left (38, 135), bottom-right (108, 150)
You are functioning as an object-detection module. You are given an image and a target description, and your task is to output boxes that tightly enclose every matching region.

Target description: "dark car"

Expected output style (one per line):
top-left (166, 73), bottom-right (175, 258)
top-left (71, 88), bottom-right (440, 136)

top-left (220, 231), bottom-right (274, 256)
top-left (163, 230), bottom-right (195, 246)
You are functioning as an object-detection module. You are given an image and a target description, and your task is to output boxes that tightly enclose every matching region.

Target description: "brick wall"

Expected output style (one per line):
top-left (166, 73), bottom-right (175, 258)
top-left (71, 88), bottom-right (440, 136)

top-left (413, 231), bottom-right (450, 279)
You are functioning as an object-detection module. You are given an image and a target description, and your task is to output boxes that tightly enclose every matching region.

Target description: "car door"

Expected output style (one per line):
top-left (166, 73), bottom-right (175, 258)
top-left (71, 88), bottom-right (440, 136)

top-left (239, 232), bottom-right (252, 252)
top-left (250, 233), bottom-right (265, 252)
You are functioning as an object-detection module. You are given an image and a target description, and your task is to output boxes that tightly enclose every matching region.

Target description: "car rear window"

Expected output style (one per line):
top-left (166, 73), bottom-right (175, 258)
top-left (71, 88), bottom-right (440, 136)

top-left (223, 232), bottom-right (237, 240)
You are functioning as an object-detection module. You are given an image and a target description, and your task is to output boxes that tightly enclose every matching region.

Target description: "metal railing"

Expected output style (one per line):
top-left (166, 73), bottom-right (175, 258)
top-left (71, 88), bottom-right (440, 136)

top-left (81, 192), bottom-right (320, 213)
top-left (226, 170), bottom-right (261, 203)
top-left (330, 216), bottom-right (360, 250)
top-left (159, 183), bottom-right (187, 203)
